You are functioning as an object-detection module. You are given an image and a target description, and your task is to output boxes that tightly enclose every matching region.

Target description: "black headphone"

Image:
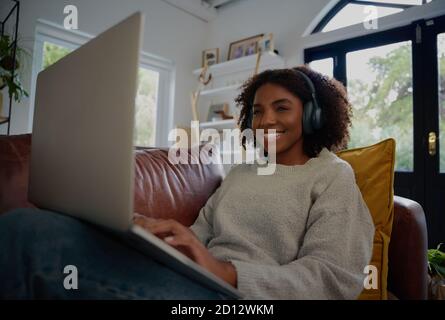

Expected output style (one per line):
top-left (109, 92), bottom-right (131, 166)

top-left (245, 69), bottom-right (324, 135)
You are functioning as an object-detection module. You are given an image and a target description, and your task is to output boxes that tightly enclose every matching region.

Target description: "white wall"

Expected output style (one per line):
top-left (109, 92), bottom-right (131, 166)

top-left (0, 0), bottom-right (209, 135)
top-left (205, 0), bottom-right (328, 67)
top-left (2, 0), bottom-right (445, 136)
top-left (206, 0), bottom-right (445, 68)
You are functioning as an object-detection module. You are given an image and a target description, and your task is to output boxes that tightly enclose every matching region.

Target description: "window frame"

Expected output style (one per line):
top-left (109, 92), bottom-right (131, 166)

top-left (312, 0), bottom-right (429, 34)
top-left (29, 19), bottom-right (175, 147)
top-left (305, 20), bottom-right (423, 204)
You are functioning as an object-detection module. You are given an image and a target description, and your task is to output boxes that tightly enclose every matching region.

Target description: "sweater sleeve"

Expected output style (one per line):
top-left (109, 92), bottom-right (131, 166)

top-left (230, 163), bottom-right (375, 300)
top-left (189, 185), bottom-right (221, 246)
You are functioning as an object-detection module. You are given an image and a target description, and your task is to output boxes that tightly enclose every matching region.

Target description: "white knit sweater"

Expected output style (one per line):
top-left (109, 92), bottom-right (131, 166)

top-left (190, 148), bottom-right (375, 299)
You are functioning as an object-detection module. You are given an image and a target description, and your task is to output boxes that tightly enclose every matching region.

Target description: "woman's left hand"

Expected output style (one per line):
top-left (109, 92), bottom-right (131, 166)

top-left (133, 213), bottom-right (237, 287)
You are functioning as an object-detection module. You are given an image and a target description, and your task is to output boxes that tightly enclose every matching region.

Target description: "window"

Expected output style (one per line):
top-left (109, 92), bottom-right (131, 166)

top-left (313, 0), bottom-right (433, 33)
top-left (309, 58), bottom-right (334, 78)
top-left (346, 41), bottom-right (413, 171)
top-left (38, 42), bottom-right (161, 147)
top-left (42, 42), bottom-right (72, 69)
top-left (134, 67), bottom-right (159, 147)
top-left (30, 21), bottom-right (174, 148)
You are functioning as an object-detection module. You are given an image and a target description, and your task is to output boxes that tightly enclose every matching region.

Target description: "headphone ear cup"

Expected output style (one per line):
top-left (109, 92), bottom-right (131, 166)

top-left (313, 105), bottom-right (323, 130)
top-left (311, 98), bottom-right (323, 130)
top-left (303, 101), bottom-right (314, 135)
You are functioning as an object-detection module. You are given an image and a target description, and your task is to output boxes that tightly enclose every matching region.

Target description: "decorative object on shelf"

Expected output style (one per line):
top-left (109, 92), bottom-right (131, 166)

top-left (191, 48), bottom-right (284, 137)
top-left (228, 34), bottom-right (264, 61)
top-left (190, 91), bottom-right (200, 122)
top-left (0, 0), bottom-right (24, 134)
top-left (257, 33), bottom-right (274, 54)
top-left (191, 64), bottom-right (212, 121)
top-left (206, 103), bottom-right (233, 122)
top-left (428, 243), bottom-right (445, 300)
top-left (254, 50), bottom-right (262, 76)
top-left (190, 48), bottom-right (284, 164)
top-left (202, 48), bottom-right (219, 67)
top-left (198, 64), bottom-right (212, 86)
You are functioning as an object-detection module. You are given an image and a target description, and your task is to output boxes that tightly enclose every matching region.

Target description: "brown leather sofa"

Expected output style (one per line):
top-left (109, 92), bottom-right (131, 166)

top-left (0, 134), bottom-right (429, 299)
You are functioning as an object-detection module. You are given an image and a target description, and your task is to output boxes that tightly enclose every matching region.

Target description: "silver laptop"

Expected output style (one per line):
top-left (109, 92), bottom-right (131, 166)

top-left (28, 12), bottom-right (241, 299)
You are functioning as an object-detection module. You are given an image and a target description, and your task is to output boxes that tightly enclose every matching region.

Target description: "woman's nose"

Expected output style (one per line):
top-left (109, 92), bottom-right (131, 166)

top-left (259, 110), bottom-right (278, 127)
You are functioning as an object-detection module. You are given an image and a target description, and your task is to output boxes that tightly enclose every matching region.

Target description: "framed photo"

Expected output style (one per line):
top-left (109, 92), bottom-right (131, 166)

top-left (202, 48), bottom-right (219, 67)
top-left (258, 33), bottom-right (274, 53)
top-left (228, 34), bottom-right (264, 60)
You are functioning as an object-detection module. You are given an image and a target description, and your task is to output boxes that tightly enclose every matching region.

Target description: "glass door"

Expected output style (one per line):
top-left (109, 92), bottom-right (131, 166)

top-left (305, 17), bottom-right (445, 247)
top-left (422, 16), bottom-right (445, 248)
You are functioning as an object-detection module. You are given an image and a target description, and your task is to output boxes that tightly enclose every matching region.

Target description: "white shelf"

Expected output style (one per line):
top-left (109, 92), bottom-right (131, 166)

top-left (200, 84), bottom-right (240, 98)
top-left (193, 51), bottom-right (284, 77)
top-left (199, 119), bottom-right (237, 130)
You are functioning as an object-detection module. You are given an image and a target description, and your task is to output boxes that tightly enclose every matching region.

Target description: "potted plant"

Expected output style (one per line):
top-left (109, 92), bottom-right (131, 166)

top-left (428, 243), bottom-right (445, 299)
top-left (0, 34), bottom-right (29, 121)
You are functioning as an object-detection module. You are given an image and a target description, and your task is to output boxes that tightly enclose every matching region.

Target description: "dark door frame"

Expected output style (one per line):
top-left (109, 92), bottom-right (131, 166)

top-left (305, 17), bottom-right (445, 247)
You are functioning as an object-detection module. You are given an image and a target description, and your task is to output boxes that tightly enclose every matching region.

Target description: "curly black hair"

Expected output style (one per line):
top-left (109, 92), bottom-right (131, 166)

top-left (235, 65), bottom-right (352, 158)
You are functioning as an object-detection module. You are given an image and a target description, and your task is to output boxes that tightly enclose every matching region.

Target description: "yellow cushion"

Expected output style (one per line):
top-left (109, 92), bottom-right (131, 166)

top-left (336, 138), bottom-right (396, 300)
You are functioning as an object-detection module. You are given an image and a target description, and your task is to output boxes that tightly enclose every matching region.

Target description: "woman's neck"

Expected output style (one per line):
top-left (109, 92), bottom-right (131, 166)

top-left (275, 153), bottom-right (311, 166)
top-left (274, 140), bottom-right (311, 166)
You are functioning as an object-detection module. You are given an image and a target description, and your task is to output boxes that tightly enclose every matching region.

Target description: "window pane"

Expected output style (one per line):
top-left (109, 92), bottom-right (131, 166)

top-left (134, 68), bottom-right (159, 147)
top-left (43, 42), bottom-right (72, 69)
top-left (438, 33), bottom-right (445, 172)
top-left (323, 4), bottom-right (402, 33)
top-left (309, 58), bottom-right (334, 78)
top-left (347, 41), bottom-right (413, 172)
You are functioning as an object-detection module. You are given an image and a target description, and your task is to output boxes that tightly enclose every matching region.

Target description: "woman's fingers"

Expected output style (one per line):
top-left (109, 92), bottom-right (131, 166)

top-left (133, 213), bottom-right (158, 224)
top-left (132, 216), bottom-right (202, 253)
top-left (162, 233), bottom-right (202, 261)
top-left (144, 219), bottom-right (185, 236)
top-left (133, 216), bottom-right (159, 230)
top-left (133, 217), bottom-right (190, 239)
top-left (133, 218), bottom-right (213, 268)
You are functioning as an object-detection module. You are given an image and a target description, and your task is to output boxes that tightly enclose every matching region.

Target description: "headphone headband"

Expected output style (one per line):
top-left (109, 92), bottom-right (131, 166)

top-left (294, 69), bottom-right (316, 96)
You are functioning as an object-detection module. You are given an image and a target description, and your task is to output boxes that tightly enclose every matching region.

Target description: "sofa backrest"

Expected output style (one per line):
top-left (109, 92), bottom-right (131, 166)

top-left (133, 146), bottom-right (225, 226)
top-left (0, 134), bottom-right (225, 227)
top-left (0, 134), bottom-right (428, 299)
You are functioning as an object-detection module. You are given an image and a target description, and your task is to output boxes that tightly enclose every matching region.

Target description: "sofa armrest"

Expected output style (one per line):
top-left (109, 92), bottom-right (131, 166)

top-left (387, 195), bottom-right (428, 299)
top-left (0, 134), bottom-right (35, 214)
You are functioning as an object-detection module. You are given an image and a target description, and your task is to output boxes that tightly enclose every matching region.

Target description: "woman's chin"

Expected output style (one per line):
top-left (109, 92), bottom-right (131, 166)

top-left (263, 144), bottom-right (283, 156)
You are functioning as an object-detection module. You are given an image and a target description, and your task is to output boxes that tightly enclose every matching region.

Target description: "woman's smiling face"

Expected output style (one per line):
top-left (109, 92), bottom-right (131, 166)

top-left (252, 83), bottom-right (308, 164)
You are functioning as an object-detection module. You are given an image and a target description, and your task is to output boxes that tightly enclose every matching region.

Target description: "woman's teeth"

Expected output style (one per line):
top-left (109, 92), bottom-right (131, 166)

top-left (265, 131), bottom-right (285, 140)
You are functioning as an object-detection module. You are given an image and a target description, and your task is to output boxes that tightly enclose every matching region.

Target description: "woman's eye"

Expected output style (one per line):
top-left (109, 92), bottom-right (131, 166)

top-left (277, 106), bottom-right (287, 111)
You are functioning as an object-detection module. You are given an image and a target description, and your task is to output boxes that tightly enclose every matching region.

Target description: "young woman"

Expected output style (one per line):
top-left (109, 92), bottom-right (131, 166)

top-left (0, 66), bottom-right (374, 300)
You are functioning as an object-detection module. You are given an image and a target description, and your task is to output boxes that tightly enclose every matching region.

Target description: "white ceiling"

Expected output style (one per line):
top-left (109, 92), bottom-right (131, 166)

top-left (203, 0), bottom-right (239, 9)
top-left (161, 0), bottom-right (240, 22)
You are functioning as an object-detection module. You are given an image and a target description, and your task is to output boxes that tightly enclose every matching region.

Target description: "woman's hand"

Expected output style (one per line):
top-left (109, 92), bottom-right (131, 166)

top-left (133, 213), bottom-right (237, 287)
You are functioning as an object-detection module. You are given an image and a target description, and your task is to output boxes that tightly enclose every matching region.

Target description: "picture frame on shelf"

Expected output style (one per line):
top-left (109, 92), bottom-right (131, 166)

top-left (228, 34), bottom-right (264, 61)
top-left (258, 33), bottom-right (274, 53)
top-left (202, 48), bottom-right (219, 67)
